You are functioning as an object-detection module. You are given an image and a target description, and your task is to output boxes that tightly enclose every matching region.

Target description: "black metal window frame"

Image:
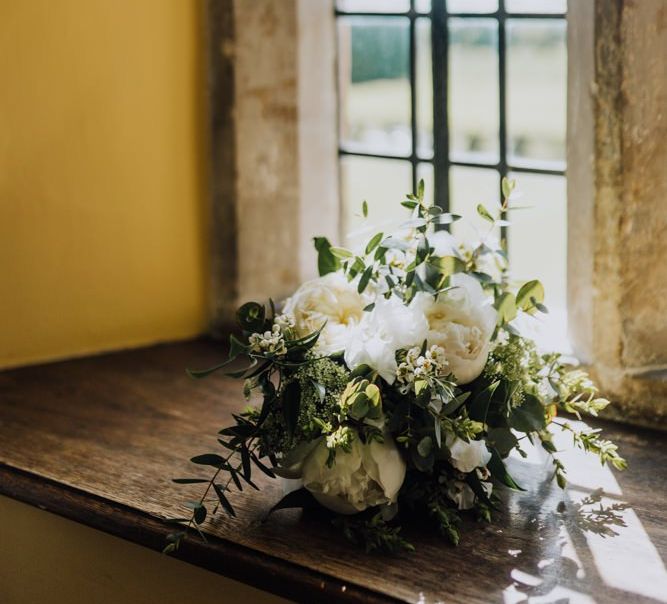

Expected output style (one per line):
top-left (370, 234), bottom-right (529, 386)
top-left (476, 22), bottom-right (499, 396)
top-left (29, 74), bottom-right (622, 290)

top-left (335, 0), bottom-right (567, 241)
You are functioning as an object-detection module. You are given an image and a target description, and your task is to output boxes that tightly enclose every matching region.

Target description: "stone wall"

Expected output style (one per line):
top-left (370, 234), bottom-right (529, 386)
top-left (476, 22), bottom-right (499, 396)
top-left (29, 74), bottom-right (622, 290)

top-left (206, 0), bottom-right (338, 332)
top-left (569, 0), bottom-right (667, 428)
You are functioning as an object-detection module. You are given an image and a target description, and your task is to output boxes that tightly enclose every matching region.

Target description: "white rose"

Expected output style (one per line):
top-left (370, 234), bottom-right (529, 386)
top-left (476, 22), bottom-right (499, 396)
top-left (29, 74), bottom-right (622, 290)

top-left (282, 272), bottom-right (367, 355)
top-left (344, 295), bottom-right (428, 383)
top-left (300, 433), bottom-right (406, 515)
top-left (447, 479), bottom-right (493, 510)
top-left (446, 433), bottom-right (491, 473)
top-left (414, 274), bottom-right (497, 384)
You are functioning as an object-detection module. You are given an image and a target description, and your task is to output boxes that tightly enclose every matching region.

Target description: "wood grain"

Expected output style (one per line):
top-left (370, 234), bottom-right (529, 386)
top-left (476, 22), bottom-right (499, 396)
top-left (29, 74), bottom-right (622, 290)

top-left (0, 340), bottom-right (665, 603)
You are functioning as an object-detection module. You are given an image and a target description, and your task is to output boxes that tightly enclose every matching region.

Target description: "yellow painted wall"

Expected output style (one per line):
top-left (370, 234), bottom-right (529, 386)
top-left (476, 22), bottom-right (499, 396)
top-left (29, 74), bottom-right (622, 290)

top-left (0, 1), bottom-right (210, 368)
top-left (0, 496), bottom-right (288, 604)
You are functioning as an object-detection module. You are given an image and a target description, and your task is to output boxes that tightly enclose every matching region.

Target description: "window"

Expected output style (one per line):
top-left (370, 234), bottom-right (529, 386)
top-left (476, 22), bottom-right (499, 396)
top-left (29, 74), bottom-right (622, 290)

top-left (336, 0), bottom-right (568, 349)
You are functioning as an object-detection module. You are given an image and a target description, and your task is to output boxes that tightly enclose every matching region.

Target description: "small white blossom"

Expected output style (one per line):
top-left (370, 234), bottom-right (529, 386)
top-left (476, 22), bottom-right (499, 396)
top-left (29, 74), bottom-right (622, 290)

top-left (274, 312), bottom-right (296, 332)
top-left (325, 425), bottom-right (355, 451)
top-left (248, 324), bottom-right (287, 356)
top-left (396, 344), bottom-right (448, 387)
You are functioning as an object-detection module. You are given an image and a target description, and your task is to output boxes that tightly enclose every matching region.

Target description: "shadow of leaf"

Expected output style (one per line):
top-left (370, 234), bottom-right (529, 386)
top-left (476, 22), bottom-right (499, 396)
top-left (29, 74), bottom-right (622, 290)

top-left (558, 488), bottom-right (629, 538)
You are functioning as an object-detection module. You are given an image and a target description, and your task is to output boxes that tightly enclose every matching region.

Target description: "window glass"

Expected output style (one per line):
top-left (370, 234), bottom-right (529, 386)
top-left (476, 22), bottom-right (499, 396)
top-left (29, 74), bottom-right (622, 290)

top-left (338, 17), bottom-right (411, 156)
top-left (337, 0), bottom-right (410, 13)
top-left (508, 173), bottom-right (568, 350)
top-left (447, 0), bottom-right (498, 13)
top-left (417, 163), bottom-right (435, 207)
top-left (505, 0), bottom-right (566, 14)
top-left (335, 4), bottom-right (568, 347)
top-left (415, 0), bottom-right (431, 13)
top-left (507, 19), bottom-right (567, 167)
top-left (450, 166), bottom-right (500, 242)
top-left (449, 19), bottom-right (499, 164)
top-left (416, 18), bottom-right (434, 159)
top-left (341, 156), bottom-right (412, 247)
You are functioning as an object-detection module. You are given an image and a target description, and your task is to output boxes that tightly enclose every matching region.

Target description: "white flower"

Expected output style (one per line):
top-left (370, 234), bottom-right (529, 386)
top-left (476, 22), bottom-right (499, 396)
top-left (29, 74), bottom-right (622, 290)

top-left (282, 272), bottom-right (367, 355)
top-left (446, 433), bottom-right (491, 473)
top-left (447, 477), bottom-right (493, 510)
top-left (248, 324), bottom-right (287, 356)
top-left (274, 313), bottom-right (296, 331)
top-left (300, 432), bottom-right (406, 514)
top-left (396, 344), bottom-right (448, 390)
top-left (430, 230), bottom-right (459, 257)
top-left (344, 295), bottom-right (428, 383)
top-left (414, 273), bottom-right (497, 384)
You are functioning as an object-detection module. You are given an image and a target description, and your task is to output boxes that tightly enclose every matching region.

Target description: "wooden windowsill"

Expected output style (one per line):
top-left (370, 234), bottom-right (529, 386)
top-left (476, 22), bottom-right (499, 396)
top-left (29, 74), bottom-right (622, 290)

top-left (0, 340), bottom-right (665, 603)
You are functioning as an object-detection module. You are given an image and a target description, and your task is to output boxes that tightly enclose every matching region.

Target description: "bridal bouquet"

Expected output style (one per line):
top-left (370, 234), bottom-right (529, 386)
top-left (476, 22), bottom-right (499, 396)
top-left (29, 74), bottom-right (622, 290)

top-left (165, 180), bottom-right (625, 554)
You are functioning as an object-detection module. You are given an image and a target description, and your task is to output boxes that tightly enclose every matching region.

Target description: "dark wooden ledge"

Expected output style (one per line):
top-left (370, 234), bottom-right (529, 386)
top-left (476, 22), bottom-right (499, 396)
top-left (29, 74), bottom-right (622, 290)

top-left (0, 340), bottom-right (665, 603)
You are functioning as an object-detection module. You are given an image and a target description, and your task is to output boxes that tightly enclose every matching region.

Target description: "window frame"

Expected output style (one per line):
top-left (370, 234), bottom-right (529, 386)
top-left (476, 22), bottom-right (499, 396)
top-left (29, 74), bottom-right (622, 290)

top-left (335, 0), bottom-right (567, 246)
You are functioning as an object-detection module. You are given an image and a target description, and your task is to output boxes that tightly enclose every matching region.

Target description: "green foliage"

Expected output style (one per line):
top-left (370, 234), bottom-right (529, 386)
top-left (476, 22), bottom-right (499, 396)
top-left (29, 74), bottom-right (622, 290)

top-left (516, 280), bottom-right (546, 315)
top-left (236, 301), bottom-right (266, 332)
top-left (336, 512), bottom-right (415, 554)
top-left (261, 357), bottom-right (350, 455)
top-left (487, 449), bottom-right (524, 491)
top-left (509, 394), bottom-right (547, 433)
top-left (339, 377), bottom-right (383, 422)
top-left (558, 422), bottom-right (627, 471)
top-left (313, 236), bottom-right (340, 276)
top-left (166, 179), bottom-right (626, 556)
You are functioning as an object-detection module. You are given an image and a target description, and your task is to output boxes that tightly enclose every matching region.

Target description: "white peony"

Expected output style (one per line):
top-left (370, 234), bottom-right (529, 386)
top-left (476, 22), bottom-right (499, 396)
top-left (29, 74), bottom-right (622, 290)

top-left (414, 273), bottom-right (497, 384)
top-left (344, 294), bottom-right (428, 383)
top-left (300, 432), bottom-right (406, 514)
top-left (446, 433), bottom-right (491, 473)
top-left (282, 272), bottom-right (367, 355)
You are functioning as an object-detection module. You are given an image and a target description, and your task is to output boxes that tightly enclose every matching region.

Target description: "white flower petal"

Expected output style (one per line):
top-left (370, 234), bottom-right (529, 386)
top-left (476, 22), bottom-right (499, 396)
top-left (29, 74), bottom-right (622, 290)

top-left (446, 435), bottom-right (492, 473)
top-left (344, 295), bottom-right (428, 382)
top-left (283, 272), bottom-right (368, 356)
top-left (418, 274), bottom-right (497, 384)
top-left (300, 432), bottom-right (406, 515)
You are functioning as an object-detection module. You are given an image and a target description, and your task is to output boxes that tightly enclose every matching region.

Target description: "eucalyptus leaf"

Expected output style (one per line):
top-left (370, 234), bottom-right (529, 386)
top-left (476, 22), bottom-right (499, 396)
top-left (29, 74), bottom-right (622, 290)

top-left (365, 232), bottom-right (384, 255)
top-left (487, 449), bottom-right (525, 490)
top-left (330, 246), bottom-right (354, 259)
top-left (476, 203), bottom-right (495, 223)
top-left (213, 484), bottom-right (236, 517)
top-left (428, 255), bottom-right (465, 277)
top-left (313, 236), bottom-right (340, 276)
top-left (509, 394), bottom-right (547, 433)
top-left (487, 427), bottom-right (518, 457)
top-left (468, 381), bottom-right (500, 423)
top-left (495, 292), bottom-right (517, 324)
top-left (358, 265), bottom-right (373, 293)
top-left (516, 280), bottom-right (545, 313)
top-left (417, 436), bottom-right (433, 458)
